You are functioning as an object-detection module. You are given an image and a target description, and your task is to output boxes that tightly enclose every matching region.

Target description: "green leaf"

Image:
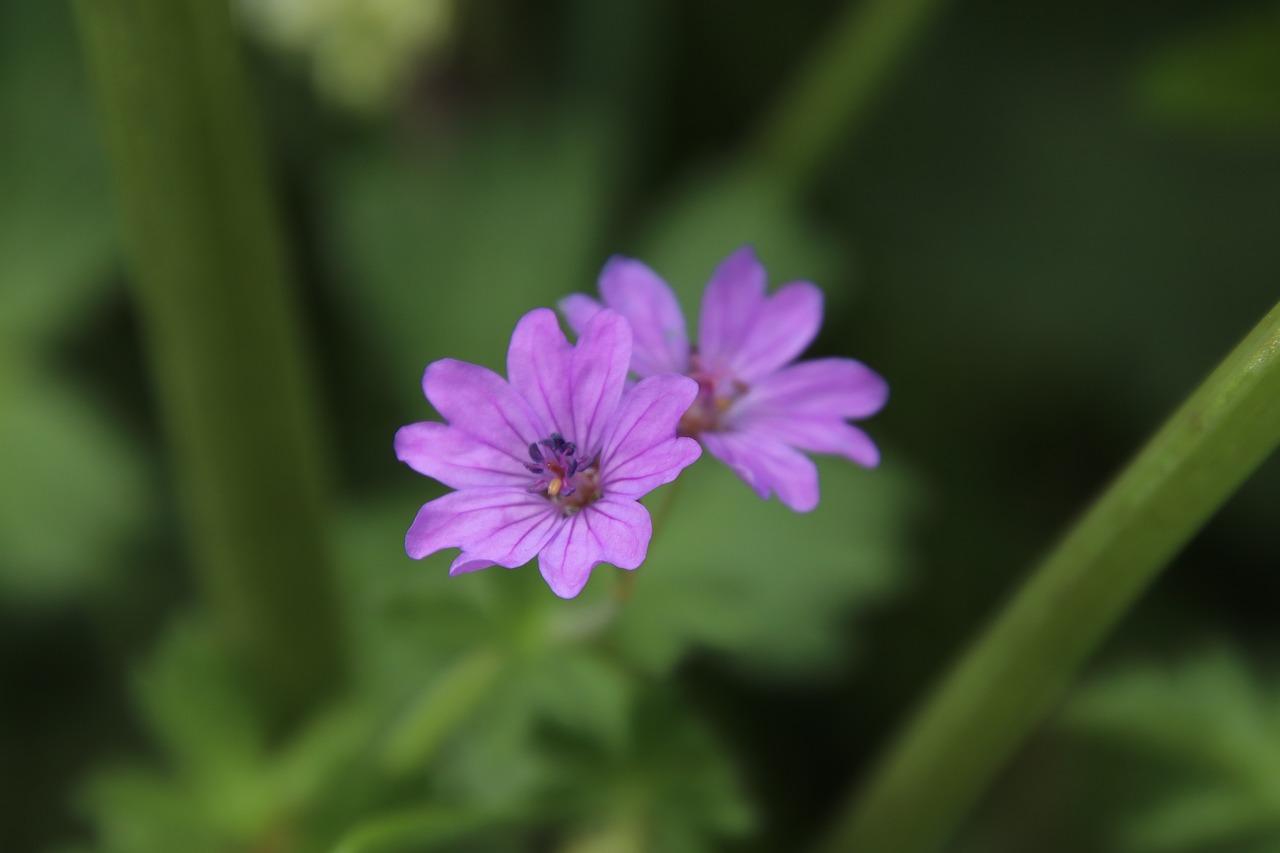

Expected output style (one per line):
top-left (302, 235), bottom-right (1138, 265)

top-left (326, 113), bottom-right (618, 376)
top-left (0, 2), bottom-right (114, 341)
top-left (0, 357), bottom-right (153, 604)
top-left (554, 691), bottom-right (753, 853)
top-left (612, 457), bottom-right (914, 676)
top-left (1065, 648), bottom-right (1280, 852)
top-left (636, 165), bottom-right (851, 323)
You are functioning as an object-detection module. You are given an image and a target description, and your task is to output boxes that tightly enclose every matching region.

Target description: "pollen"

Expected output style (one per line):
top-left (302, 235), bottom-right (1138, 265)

top-left (547, 477), bottom-right (563, 497)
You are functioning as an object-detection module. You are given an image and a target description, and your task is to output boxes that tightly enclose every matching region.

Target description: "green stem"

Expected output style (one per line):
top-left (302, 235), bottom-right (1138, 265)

top-left (74, 0), bottom-right (343, 728)
top-left (820, 300), bottom-right (1280, 853)
top-left (750, 0), bottom-right (947, 199)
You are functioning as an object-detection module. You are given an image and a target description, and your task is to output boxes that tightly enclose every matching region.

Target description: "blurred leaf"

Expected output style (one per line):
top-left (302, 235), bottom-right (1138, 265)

top-left (554, 691), bottom-right (753, 853)
top-left (0, 2), bottom-right (115, 341)
top-left (637, 164), bottom-right (852, 321)
top-left (379, 648), bottom-right (505, 773)
top-left (612, 456), bottom-right (915, 676)
top-left (327, 112), bottom-right (618, 377)
top-left (1064, 647), bottom-right (1280, 852)
top-left (0, 356), bottom-right (153, 603)
top-left (131, 618), bottom-right (271, 832)
top-left (330, 805), bottom-right (521, 853)
top-left (1135, 5), bottom-right (1280, 134)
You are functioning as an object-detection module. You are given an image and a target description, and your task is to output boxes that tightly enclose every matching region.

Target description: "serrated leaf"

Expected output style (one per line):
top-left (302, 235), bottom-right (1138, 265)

top-left (611, 456), bottom-right (914, 676)
top-left (1065, 648), bottom-right (1280, 852)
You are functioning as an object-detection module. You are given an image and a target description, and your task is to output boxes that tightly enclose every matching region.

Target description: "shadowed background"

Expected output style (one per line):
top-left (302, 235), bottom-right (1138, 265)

top-left (3, 0), bottom-right (1279, 851)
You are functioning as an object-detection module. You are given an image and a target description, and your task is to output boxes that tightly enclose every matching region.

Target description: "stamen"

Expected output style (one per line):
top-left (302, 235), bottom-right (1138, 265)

top-left (523, 433), bottom-right (602, 512)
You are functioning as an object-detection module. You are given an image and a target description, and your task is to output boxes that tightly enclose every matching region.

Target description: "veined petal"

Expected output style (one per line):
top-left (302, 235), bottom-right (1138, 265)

top-left (395, 421), bottom-right (527, 489)
top-left (405, 487), bottom-right (561, 566)
top-left (737, 358), bottom-right (888, 421)
top-left (537, 498), bottom-right (653, 598)
top-left (449, 553), bottom-right (497, 576)
top-left (559, 292), bottom-right (605, 336)
top-left (423, 359), bottom-right (542, 456)
top-left (597, 256), bottom-right (690, 376)
top-left (727, 281), bottom-right (823, 383)
top-left (735, 414), bottom-right (881, 468)
top-left (700, 430), bottom-right (820, 513)
top-left (601, 373), bottom-right (701, 499)
top-left (697, 245), bottom-right (768, 371)
top-left (508, 308), bottom-right (574, 439)
top-left (569, 309), bottom-right (632, 455)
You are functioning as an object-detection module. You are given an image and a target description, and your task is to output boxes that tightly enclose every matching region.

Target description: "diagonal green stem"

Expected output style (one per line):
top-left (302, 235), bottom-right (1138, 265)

top-left (821, 298), bottom-right (1280, 853)
top-left (74, 0), bottom-right (344, 729)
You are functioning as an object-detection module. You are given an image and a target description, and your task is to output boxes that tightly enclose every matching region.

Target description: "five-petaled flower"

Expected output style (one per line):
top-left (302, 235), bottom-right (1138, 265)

top-left (395, 308), bottom-right (701, 598)
top-left (561, 246), bottom-right (887, 512)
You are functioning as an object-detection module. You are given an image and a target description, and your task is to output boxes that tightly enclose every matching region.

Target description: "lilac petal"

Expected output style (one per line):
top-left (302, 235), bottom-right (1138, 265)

top-left (424, 359), bottom-right (543, 456)
top-left (597, 256), bottom-right (691, 376)
top-left (737, 358), bottom-right (888, 421)
top-left (537, 498), bottom-right (653, 598)
top-left (601, 373), bottom-right (702, 499)
top-left (700, 430), bottom-right (821, 513)
top-left (395, 421), bottom-right (528, 489)
top-left (507, 308), bottom-right (574, 439)
top-left (405, 487), bottom-right (561, 565)
top-left (697, 245), bottom-right (768, 371)
top-left (735, 414), bottom-right (881, 468)
top-left (568, 309), bottom-right (632, 456)
top-left (449, 553), bottom-right (497, 576)
top-left (559, 293), bottom-right (605, 336)
top-left (727, 281), bottom-right (823, 383)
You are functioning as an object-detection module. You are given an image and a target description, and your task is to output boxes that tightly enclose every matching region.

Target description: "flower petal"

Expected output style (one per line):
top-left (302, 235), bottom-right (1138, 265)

top-left (405, 487), bottom-right (561, 566)
top-left (601, 373), bottom-right (701, 499)
top-left (537, 498), bottom-right (653, 598)
top-left (395, 421), bottom-right (528, 489)
top-left (697, 245), bottom-right (768, 371)
top-left (727, 281), bottom-right (823, 383)
top-left (597, 256), bottom-right (690, 376)
top-left (568, 309), bottom-right (632, 455)
top-left (423, 358), bottom-right (543, 456)
top-left (507, 308), bottom-right (574, 439)
top-left (735, 414), bottom-right (880, 468)
top-left (559, 292), bottom-right (605, 336)
top-left (449, 553), bottom-right (497, 576)
top-left (736, 358), bottom-right (888, 421)
top-left (700, 430), bottom-right (821, 513)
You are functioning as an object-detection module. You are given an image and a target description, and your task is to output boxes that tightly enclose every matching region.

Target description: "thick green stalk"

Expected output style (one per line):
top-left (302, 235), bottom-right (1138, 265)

top-left (750, 0), bottom-right (947, 198)
top-left (75, 0), bottom-right (343, 727)
top-left (821, 299), bottom-right (1280, 853)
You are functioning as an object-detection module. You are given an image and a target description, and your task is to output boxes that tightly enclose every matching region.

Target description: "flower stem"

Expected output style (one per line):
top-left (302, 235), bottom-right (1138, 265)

top-left (820, 298), bottom-right (1280, 853)
top-left (750, 0), bottom-right (948, 199)
top-left (74, 0), bottom-right (344, 729)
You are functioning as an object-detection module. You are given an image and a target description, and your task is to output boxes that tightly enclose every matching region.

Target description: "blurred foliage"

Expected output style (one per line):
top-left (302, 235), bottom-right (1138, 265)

top-left (3, 0), bottom-right (1280, 850)
top-left (235, 0), bottom-right (455, 112)
top-left (1135, 3), bottom-right (1280, 135)
top-left (1064, 649), bottom-right (1280, 853)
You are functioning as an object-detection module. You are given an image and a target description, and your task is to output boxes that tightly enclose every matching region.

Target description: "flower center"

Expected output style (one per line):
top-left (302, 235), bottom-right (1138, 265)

top-left (677, 351), bottom-right (749, 438)
top-left (525, 432), bottom-right (602, 514)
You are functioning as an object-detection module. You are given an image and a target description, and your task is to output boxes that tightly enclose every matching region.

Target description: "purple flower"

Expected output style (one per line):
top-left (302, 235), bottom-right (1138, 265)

top-left (395, 308), bottom-right (701, 598)
top-left (561, 246), bottom-right (887, 513)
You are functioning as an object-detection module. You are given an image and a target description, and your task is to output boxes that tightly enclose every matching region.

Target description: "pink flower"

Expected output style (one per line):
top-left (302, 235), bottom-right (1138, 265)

top-left (561, 246), bottom-right (887, 512)
top-left (395, 308), bottom-right (701, 598)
